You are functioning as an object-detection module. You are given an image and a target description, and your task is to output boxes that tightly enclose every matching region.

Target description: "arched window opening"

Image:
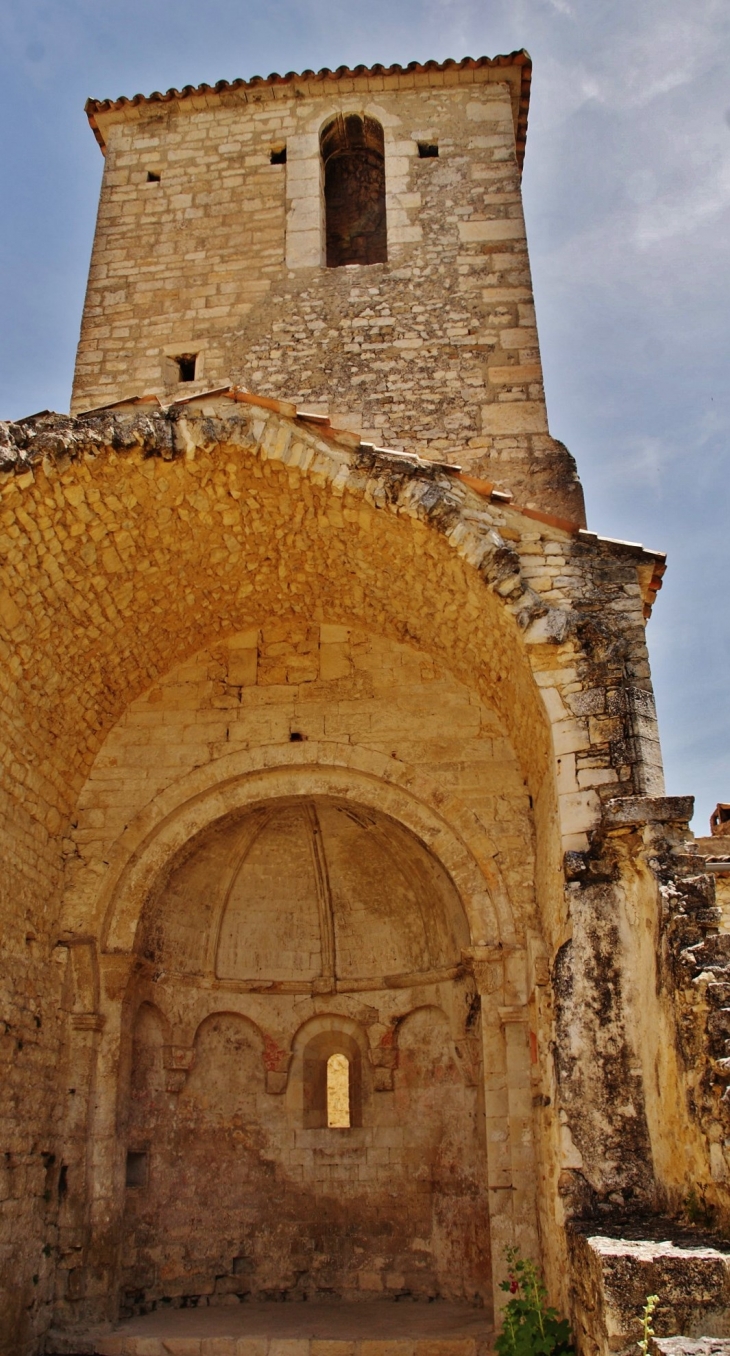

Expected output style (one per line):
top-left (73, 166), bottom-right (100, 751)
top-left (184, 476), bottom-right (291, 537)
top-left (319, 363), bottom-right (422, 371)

top-left (303, 1031), bottom-right (362, 1128)
top-left (327, 1052), bottom-right (350, 1128)
top-left (320, 115), bottom-right (387, 268)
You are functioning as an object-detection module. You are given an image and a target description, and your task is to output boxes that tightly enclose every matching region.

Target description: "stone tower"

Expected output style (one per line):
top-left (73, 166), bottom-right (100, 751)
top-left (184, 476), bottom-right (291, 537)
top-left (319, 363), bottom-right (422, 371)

top-left (2, 51), bottom-right (730, 1356)
top-left (76, 52), bottom-right (584, 522)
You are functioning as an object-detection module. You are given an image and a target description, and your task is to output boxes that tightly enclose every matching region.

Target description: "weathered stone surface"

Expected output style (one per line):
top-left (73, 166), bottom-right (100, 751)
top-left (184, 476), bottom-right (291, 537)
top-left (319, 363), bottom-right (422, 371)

top-left (651, 1341), bottom-right (730, 1356)
top-left (570, 1228), bottom-right (730, 1356)
top-left (0, 392), bottom-right (676, 1354)
top-left (603, 796), bottom-right (695, 826)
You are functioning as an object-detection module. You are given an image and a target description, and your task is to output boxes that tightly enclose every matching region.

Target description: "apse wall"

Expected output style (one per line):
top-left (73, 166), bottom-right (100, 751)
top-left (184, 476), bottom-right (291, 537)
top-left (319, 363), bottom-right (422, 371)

top-left (64, 619), bottom-right (537, 940)
top-left (121, 981), bottom-right (489, 1308)
top-left (53, 618), bottom-right (539, 1323)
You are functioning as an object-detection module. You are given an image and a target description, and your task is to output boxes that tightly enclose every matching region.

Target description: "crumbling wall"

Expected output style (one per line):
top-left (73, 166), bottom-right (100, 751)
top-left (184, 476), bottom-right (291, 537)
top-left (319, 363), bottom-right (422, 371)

top-left (0, 787), bottom-right (66, 1355)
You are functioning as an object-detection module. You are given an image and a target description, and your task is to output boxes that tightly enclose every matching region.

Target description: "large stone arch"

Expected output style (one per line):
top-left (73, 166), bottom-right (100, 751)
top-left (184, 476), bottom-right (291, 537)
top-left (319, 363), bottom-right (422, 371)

top-left (72, 760), bottom-right (532, 1326)
top-left (66, 749), bottom-right (514, 952)
top-left (1, 403), bottom-right (557, 844)
top-left (2, 399), bottom-right (663, 1343)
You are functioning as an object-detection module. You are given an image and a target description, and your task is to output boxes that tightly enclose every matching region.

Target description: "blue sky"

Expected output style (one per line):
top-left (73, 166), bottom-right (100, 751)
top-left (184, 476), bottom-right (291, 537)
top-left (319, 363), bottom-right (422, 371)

top-left (1, 0), bottom-right (728, 831)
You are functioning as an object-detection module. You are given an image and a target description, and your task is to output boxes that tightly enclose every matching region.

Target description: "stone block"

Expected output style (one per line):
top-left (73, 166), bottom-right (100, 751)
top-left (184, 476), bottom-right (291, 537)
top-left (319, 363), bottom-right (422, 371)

top-left (498, 328), bottom-right (538, 349)
top-left (269, 1342), bottom-right (309, 1356)
top-left (602, 795), bottom-right (694, 826)
top-left (480, 402), bottom-right (548, 435)
top-left (311, 1344), bottom-right (354, 1356)
top-left (361, 1344), bottom-right (414, 1356)
top-left (458, 220), bottom-right (525, 242)
top-left (415, 1342), bottom-right (478, 1356)
top-left (487, 365), bottom-right (542, 384)
top-left (570, 1230), bottom-right (730, 1356)
top-left (559, 789), bottom-right (601, 836)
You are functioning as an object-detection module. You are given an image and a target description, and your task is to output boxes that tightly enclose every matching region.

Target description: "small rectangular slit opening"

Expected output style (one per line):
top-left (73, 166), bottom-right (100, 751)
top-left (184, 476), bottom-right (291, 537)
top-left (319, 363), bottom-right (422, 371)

top-left (146, 170), bottom-right (161, 182)
top-left (174, 354), bottom-right (197, 383)
top-left (418, 143), bottom-right (439, 158)
top-left (125, 1150), bottom-right (148, 1189)
top-left (270, 147), bottom-right (287, 165)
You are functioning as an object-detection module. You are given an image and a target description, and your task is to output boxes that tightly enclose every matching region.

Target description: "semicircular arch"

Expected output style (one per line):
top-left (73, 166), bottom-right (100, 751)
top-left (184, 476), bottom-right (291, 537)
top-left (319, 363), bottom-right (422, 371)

top-left (4, 412), bottom-right (555, 857)
top-left (68, 747), bottom-right (516, 954)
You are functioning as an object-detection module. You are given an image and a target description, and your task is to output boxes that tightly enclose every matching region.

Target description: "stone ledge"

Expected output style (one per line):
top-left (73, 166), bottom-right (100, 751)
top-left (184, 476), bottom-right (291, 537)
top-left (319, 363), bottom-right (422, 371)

top-left (651, 1342), bottom-right (730, 1356)
top-left (603, 796), bottom-right (695, 828)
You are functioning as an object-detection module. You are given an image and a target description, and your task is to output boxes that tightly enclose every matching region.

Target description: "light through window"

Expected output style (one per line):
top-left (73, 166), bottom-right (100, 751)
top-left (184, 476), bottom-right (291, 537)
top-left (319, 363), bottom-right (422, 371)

top-left (326, 1052), bottom-right (350, 1127)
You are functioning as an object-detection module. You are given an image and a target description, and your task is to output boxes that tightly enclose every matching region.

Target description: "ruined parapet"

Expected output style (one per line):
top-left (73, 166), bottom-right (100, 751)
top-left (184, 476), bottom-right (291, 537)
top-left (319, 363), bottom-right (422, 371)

top-left (554, 793), bottom-right (730, 1222)
top-left (549, 794), bottom-right (730, 1355)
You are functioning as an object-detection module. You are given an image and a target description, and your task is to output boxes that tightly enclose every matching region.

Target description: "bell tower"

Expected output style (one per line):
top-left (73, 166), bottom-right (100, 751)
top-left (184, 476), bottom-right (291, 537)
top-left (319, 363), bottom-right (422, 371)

top-left (76, 52), bottom-right (584, 523)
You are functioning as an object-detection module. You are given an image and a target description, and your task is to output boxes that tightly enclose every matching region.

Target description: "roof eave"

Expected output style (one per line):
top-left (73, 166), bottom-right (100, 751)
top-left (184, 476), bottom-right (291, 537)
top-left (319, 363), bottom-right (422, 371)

top-left (85, 50), bottom-right (532, 170)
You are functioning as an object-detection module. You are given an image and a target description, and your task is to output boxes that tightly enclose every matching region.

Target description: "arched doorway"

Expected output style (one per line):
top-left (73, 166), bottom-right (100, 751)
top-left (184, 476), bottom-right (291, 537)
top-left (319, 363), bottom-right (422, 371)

top-left (119, 797), bottom-right (491, 1315)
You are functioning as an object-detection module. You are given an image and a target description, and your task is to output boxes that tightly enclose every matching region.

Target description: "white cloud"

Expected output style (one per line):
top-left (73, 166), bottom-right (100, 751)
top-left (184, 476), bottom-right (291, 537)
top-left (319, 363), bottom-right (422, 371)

top-left (634, 156), bottom-right (730, 245)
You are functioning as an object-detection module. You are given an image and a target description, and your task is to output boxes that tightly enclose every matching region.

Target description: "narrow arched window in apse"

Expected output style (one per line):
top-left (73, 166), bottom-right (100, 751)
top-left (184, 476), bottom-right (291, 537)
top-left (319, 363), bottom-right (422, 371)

top-left (321, 115), bottom-right (387, 268)
top-left (327, 1052), bottom-right (351, 1127)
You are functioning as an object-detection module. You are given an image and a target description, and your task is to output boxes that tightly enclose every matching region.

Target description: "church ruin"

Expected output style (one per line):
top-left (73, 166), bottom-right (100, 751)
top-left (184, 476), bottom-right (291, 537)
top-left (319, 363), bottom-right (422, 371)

top-left (2, 48), bottom-right (730, 1356)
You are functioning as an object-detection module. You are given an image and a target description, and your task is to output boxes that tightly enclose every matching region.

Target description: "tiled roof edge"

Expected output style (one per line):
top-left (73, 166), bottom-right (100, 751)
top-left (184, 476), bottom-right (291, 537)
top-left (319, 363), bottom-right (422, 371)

top-left (84, 51), bottom-right (532, 171)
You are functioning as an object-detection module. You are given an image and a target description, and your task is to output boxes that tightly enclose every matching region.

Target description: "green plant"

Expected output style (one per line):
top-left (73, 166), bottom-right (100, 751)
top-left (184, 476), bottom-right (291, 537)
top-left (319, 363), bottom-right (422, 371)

top-left (685, 1187), bottom-right (716, 1229)
top-left (496, 1247), bottom-right (574, 1356)
top-left (638, 1294), bottom-right (659, 1356)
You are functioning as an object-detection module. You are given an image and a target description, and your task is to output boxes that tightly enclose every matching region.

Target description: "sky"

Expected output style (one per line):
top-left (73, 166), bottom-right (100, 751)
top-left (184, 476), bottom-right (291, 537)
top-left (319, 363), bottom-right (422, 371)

top-left (0, 0), bottom-right (728, 832)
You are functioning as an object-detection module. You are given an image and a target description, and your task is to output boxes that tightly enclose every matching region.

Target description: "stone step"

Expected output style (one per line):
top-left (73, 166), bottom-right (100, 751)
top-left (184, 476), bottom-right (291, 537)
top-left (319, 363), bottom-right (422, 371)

top-left (95, 1340), bottom-right (484, 1356)
top-left (46, 1300), bottom-right (493, 1356)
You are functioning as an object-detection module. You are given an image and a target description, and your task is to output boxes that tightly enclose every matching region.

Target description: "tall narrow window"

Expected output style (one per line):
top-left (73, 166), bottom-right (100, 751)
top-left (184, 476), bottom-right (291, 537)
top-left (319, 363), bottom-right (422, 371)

top-left (326, 1052), bottom-right (351, 1127)
top-left (321, 115), bottom-right (387, 268)
top-left (303, 1032), bottom-right (362, 1128)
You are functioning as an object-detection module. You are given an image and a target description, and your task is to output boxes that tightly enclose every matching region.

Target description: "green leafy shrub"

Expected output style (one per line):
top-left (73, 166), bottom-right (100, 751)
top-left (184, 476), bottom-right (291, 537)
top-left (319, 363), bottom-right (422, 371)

top-left (496, 1247), bottom-right (575, 1356)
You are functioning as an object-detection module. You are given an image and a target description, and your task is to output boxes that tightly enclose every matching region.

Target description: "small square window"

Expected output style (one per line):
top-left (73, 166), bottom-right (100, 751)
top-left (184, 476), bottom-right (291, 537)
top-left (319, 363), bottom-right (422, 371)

top-left (270, 146), bottom-right (287, 165)
top-left (146, 170), bottom-right (161, 183)
top-left (174, 354), bottom-right (197, 383)
top-left (418, 142), bottom-right (439, 158)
